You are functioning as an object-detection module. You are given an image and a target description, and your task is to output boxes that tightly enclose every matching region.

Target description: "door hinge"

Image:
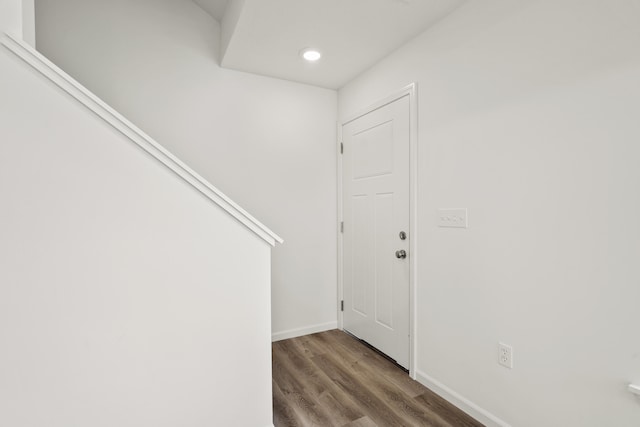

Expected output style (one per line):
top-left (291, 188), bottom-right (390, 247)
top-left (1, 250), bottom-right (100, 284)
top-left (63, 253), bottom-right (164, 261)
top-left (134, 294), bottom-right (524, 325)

top-left (340, 142), bottom-right (343, 154)
top-left (340, 300), bottom-right (344, 312)
top-left (340, 221), bottom-right (344, 233)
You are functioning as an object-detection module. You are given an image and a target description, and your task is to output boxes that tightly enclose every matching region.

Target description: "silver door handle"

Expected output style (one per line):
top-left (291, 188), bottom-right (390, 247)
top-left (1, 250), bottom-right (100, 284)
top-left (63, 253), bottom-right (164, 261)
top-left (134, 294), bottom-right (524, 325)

top-left (395, 250), bottom-right (407, 259)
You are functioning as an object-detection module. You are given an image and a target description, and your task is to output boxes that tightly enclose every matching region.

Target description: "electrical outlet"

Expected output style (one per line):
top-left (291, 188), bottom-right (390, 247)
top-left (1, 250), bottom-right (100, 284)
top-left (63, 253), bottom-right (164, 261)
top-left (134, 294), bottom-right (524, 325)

top-left (498, 342), bottom-right (513, 369)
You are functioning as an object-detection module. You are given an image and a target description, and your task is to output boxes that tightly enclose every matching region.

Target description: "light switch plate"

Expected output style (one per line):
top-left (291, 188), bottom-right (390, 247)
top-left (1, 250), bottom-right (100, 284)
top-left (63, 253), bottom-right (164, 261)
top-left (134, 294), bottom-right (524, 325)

top-left (437, 208), bottom-right (468, 228)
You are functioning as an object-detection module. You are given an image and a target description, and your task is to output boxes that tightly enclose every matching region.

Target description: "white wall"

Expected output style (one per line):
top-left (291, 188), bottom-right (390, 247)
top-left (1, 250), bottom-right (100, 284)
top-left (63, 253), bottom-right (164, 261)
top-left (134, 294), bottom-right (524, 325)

top-left (0, 39), bottom-right (272, 426)
top-left (21, 0), bottom-right (35, 46)
top-left (0, 0), bottom-right (22, 37)
top-left (0, 0), bottom-right (35, 45)
top-left (339, 0), bottom-right (640, 426)
top-left (35, 0), bottom-right (339, 339)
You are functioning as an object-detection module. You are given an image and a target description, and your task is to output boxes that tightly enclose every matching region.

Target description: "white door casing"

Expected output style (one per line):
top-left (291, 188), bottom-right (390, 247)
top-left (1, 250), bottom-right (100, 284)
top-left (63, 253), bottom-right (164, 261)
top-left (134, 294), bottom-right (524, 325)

top-left (341, 93), bottom-right (411, 369)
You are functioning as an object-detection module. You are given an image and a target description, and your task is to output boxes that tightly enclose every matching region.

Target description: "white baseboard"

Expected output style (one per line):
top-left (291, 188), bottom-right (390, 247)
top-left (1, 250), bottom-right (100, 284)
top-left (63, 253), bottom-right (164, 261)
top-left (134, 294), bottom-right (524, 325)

top-left (415, 370), bottom-right (511, 427)
top-left (271, 321), bottom-right (338, 342)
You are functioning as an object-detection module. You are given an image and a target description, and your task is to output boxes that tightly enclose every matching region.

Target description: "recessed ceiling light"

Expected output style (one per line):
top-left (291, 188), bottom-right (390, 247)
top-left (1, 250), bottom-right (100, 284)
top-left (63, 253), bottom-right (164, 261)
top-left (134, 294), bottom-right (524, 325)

top-left (301, 48), bottom-right (322, 62)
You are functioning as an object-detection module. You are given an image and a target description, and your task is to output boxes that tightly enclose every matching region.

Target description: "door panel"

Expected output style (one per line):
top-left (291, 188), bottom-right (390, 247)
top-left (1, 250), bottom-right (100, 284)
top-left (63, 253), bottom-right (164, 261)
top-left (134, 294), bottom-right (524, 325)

top-left (342, 95), bottom-right (410, 369)
top-left (352, 194), bottom-right (369, 315)
top-left (374, 192), bottom-right (394, 329)
top-left (353, 120), bottom-right (394, 179)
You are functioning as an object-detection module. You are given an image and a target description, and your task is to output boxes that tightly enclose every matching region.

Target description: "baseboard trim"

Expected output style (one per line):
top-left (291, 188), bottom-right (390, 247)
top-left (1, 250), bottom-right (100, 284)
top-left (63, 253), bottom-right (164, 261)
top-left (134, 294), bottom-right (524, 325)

top-left (415, 370), bottom-right (511, 427)
top-left (272, 321), bottom-right (337, 342)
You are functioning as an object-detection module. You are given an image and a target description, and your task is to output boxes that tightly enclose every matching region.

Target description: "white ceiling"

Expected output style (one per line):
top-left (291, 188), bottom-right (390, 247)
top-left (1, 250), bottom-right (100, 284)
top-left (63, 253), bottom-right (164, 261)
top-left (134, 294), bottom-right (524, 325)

top-left (194, 0), bottom-right (465, 89)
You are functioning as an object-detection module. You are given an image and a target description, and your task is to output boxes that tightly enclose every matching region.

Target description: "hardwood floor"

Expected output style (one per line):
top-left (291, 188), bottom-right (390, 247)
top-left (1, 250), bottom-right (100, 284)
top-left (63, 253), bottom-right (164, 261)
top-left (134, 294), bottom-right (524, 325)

top-left (272, 330), bottom-right (484, 427)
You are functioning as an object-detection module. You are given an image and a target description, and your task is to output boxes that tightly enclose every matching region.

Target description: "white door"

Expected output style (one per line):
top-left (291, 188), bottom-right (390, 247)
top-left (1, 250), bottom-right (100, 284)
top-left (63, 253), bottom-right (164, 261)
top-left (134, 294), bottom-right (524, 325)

top-left (342, 95), bottom-right (410, 369)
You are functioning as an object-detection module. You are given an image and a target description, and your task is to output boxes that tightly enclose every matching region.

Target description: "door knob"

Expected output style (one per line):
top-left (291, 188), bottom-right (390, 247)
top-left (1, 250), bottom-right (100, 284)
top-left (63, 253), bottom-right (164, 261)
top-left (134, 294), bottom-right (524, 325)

top-left (395, 250), bottom-right (407, 259)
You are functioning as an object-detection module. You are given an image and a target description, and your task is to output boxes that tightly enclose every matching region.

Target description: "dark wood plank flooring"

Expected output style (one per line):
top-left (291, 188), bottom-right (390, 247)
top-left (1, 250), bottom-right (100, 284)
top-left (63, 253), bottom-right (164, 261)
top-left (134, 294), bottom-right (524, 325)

top-left (272, 329), bottom-right (484, 427)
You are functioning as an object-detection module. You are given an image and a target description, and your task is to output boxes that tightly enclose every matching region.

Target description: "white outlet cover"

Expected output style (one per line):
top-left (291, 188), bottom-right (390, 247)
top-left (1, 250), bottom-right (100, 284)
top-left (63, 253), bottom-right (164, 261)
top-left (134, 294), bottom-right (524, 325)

top-left (437, 208), bottom-right (468, 228)
top-left (498, 342), bottom-right (513, 369)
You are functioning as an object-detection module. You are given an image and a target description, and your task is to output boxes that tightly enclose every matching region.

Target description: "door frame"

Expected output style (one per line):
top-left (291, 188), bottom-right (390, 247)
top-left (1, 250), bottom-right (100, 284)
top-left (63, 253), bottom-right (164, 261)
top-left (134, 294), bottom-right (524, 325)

top-left (337, 83), bottom-right (418, 379)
